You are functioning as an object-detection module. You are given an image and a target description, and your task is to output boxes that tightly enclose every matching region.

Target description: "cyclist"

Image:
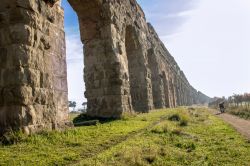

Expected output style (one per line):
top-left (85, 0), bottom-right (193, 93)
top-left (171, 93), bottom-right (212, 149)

top-left (219, 102), bottom-right (225, 113)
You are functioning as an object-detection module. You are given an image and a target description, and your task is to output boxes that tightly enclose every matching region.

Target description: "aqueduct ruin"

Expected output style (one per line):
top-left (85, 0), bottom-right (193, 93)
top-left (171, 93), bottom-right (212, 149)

top-left (0, 0), bottom-right (210, 134)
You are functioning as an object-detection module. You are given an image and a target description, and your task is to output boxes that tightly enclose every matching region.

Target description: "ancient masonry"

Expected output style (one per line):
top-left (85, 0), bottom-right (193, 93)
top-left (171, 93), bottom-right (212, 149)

top-left (0, 0), bottom-right (210, 134)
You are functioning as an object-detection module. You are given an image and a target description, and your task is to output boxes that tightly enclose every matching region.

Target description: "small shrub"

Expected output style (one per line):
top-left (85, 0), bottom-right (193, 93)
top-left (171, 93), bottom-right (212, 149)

top-left (122, 147), bottom-right (144, 165)
top-left (142, 146), bottom-right (158, 164)
top-left (168, 114), bottom-right (181, 121)
top-left (151, 127), bottom-right (163, 134)
top-left (168, 111), bottom-right (189, 126)
top-left (151, 123), bottom-right (168, 134)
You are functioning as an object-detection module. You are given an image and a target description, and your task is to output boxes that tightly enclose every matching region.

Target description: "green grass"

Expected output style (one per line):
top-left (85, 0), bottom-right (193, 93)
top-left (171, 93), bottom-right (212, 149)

top-left (0, 107), bottom-right (250, 166)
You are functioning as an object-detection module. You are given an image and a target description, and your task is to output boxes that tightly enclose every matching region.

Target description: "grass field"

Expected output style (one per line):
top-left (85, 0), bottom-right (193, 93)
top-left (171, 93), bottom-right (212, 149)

top-left (0, 107), bottom-right (250, 166)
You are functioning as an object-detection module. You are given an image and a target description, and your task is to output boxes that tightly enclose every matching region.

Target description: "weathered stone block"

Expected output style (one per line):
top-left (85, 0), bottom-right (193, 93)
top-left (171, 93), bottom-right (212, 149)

top-left (0, 0), bottom-right (69, 135)
top-left (0, 28), bottom-right (11, 46)
top-left (9, 24), bottom-right (32, 45)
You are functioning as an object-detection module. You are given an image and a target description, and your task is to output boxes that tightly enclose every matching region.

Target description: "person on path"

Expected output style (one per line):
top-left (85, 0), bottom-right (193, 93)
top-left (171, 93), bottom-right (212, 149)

top-left (219, 102), bottom-right (225, 113)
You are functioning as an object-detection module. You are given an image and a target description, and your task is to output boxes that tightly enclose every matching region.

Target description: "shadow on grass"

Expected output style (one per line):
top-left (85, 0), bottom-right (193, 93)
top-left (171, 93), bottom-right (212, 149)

top-left (73, 113), bottom-right (117, 127)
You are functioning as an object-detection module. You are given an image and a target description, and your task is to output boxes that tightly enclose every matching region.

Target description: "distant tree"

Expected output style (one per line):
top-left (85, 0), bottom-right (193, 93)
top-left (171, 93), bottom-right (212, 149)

top-left (82, 102), bottom-right (87, 111)
top-left (68, 101), bottom-right (77, 111)
top-left (227, 93), bottom-right (250, 108)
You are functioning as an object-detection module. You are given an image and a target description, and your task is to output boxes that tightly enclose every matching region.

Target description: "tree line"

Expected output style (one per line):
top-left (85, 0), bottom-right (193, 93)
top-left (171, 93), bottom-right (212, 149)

top-left (68, 101), bottom-right (87, 112)
top-left (209, 93), bottom-right (250, 108)
top-left (228, 93), bottom-right (250, 107)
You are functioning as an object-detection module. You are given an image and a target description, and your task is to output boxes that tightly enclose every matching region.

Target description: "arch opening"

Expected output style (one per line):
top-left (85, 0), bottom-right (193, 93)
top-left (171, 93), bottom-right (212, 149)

top-left (62, 0), bottom-right (86, 113)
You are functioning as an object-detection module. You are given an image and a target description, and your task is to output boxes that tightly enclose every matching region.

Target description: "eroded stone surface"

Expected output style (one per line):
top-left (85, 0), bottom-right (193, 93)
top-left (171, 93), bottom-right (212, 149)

top-left (0, 0), bottom-right (69, 135)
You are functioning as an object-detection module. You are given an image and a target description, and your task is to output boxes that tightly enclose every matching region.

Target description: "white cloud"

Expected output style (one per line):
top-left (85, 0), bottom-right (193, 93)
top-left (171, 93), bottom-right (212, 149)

top-left (164, 0), bottom-right (250, 97)
top-left (139, 0), bottom-right (199, 37)
top-left (65, 30), bottom-right (86, 109)
top-left (66, 33), bottom-right (83, 64)
top-left (164, 10), bottom-right (196, 18)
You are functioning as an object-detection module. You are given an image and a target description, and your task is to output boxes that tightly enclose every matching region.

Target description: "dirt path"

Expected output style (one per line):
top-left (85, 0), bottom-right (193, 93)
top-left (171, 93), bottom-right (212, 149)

top-left (215, 112), bottom-right (250, 140)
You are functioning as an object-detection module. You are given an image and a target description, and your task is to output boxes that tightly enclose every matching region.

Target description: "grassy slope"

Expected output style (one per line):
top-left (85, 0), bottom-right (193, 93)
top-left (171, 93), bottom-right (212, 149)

top-left (0, 108), bottom-right (250, 166)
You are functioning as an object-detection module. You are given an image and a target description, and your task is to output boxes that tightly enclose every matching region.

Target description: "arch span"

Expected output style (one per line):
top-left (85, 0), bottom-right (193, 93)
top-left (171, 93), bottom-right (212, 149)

top-left (0, 0), bottom-right (210, 134)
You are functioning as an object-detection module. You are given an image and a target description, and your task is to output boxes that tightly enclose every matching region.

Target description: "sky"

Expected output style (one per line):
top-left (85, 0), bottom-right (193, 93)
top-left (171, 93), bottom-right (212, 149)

top-left (62, 0), bottom-right (250, 108)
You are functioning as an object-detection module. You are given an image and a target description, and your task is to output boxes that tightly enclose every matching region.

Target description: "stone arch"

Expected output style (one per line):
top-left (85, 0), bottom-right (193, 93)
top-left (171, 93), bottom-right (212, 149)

top-left (68, 0), bottom-right (134, 118)
top-left (0, 0), bottom-right (210, 135)
top-left (67, 0), bottom-right (154, 116)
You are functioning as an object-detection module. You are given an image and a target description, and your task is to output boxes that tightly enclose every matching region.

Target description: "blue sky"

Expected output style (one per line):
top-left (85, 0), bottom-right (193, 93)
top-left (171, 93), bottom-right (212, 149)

top-left (62, 0), bottom-right (250, 108)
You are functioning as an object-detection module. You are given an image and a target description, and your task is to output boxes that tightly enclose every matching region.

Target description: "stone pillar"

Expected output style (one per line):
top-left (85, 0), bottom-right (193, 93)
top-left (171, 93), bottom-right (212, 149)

top-left (147, 48), bottom-right (165, 109)
top-left (175, 78), bottom-right (181, 106)
top-left (173, 75), bottom-right (178, 107)
top-left (181, 84), bottom-right (185, 105)
top-left (0, 0), bottom-right (69, 134)
top-left (162, 72), bottom-right (171, 108)
top-left (124, 26), bottom-right (153, 112)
